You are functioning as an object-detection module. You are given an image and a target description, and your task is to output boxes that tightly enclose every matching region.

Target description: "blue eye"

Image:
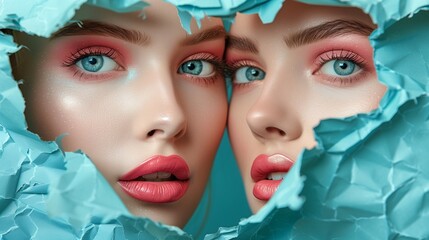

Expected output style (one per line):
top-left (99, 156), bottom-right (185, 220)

top-left (320, 59), bottom-right (360, 76)
top-left (178, 60), bottom-right (215, 76)
top-left (76, 55), bottom-right (119, 73)
top-left (333, 60), bottom-right (356, 75)
top-left (80, 55), bottom-right (103, 72)
top-left (234, 66), bottom-right (265, 84)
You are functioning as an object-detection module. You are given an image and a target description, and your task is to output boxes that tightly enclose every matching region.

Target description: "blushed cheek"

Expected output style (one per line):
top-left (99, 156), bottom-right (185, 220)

top-left (24, 72), bottom-right (92, 151)
top-left (198, 90), bottom-right (227, 147)
top-left (348, 83), bottom-right (387, 115)
top-left (33, 94), bottom-right (85, 147)
top-left (228, 99), bottom-right (253, 177)
top-left (185, 84), bottom-right (225, 140)
top-left (368, 84), bottom-right (387, 109)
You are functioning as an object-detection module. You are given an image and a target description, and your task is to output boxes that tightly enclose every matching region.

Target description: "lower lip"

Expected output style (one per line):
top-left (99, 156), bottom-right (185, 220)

top-left (118, 180), bottom-right (189, 203)
top-left (251, 154), bottom-right (294, 201)
top-left (253, 180), bottom-right (282, 201)
top-left (118, 155), bottom-right (190, 203)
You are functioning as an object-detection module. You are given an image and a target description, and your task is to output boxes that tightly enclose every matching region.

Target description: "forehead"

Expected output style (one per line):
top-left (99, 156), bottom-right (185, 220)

top-left (231, 1), bottom-right (374, 36)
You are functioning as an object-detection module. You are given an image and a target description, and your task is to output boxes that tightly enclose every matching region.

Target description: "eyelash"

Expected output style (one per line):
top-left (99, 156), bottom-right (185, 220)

top-left (314, 49), bottom-right (368, 86)
top-left (62, 46), bottom-right (123, 81)
top-left (226, 60), bottom-right (261, 88)
top-left (226, 49), bottom-right (370, 90)
top-left (180, 53), bottom-right (226, 86)
top-left (63, 48), bottom-right (225, 84)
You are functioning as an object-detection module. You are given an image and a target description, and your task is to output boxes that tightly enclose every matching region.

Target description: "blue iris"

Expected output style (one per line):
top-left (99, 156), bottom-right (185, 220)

top-left (180, 60), bottom-right (203, 75)
top-left (234, 66), bottom-right (265, 84)
top-left (333, 60), bottom-right (356, 76)
top-left (81, 55), bottom-right (104, 72)
top-left (245, 67), bottom-right (265, 81)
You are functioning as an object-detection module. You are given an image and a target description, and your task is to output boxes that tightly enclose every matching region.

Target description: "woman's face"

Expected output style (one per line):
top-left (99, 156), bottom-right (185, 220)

top-left (226, 1), bottom-right (387, 213)
top-left (16, 0), bottom-right (227, 227)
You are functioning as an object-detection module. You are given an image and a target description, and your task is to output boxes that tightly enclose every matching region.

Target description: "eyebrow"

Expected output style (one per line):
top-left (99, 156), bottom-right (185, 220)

top-left (226, 36), bottom-right (259, 54)
top-left (226, 19), bottom-right (374, 54)
top-left (50, 20), bottom-right (150, 46)
top-left (284, 19), bottom-right (375, 48)
top-left (182, 26), bottom-right (227, 45)
top-left (51, 20), bottom-right (227, 47)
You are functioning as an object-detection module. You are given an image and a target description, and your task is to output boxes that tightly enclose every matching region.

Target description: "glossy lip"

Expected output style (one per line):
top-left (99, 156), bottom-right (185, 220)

top-left (250, 154), bottom-right (294, 201)
top-left (118, 155), bottom-right (190, 203)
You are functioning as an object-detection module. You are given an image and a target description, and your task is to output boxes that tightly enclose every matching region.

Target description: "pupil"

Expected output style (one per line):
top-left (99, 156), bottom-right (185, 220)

top-left (250, 69), bottom-right (259, 77)
top-left (88, 57), bottom-right (98, 65)
top-left (187, 62), bottom-right (196, 70)
top-left (339, 62), bottom-right (348, 69)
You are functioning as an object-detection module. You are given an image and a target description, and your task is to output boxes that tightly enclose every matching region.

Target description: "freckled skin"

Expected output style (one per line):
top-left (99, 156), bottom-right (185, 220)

top-left (226, 1), bottom-right (387, 213)
top-left (15, 0), bottom-right (227, 228)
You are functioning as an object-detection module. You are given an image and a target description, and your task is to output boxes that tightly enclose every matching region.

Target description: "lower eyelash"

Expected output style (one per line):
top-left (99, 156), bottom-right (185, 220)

top-left (324, 75), bottom-right (357, 86)
top-left (70, 69), bottom-right (117, 82)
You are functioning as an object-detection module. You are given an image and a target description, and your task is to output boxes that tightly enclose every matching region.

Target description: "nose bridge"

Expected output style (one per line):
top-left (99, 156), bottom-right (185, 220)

top-left (133, 63), bottom-right (187, 141)
top-left (246, 66), bottom-right (303, 142)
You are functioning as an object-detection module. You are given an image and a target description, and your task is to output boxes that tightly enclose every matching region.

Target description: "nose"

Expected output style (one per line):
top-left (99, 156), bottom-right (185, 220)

top-left (246, 82), bottom-right (303, 142)
top-left (143, 103), bottom-right (187, 141)
top-left (132, 72), bottom-right (187, 141)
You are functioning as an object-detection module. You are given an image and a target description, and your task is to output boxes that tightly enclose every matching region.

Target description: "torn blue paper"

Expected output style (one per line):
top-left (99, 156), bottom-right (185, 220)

top-left (1, 0), bottom-right (429, 239)
top-left (164, 0), bottom-right (283, 32)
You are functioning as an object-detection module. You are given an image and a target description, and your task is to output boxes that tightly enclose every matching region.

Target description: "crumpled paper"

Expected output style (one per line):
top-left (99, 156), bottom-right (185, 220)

top-left (1, 0), bottom-right (429, 239)
top-left (164, 0), bottom-right (283, 33)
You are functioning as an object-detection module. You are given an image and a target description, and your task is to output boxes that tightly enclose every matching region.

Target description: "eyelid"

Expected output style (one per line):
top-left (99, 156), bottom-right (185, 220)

top-left (62, 46), bottom-right (126, 82)
top-left (180, 52), bottom-right (224, 69)
top-left (63, 46), bottom-right (125, 70)
top-left (313, 49), bottom-right (367, 72)
top-left (312, 49), bottom-right (371, 87)
top-left (177, 52), bottom-right (226, 86)
top-left (226, 59), bottom-right (263, 77)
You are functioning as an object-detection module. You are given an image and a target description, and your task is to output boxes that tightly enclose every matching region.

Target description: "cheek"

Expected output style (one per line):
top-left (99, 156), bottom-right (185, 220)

top-left (364, 82), bottom-right (387, 110)
top-left (228, 93), bottom-right (256, 171)
top-left (312, 80), bottom-right (387, 121)
top-left (24, 69), bottom-right (114, 153)
top-left (24, 75), bottom-right (75, 139)
top-left (182, 80), bottom-right (228, 161)
top-left (29, 90), bottom-right (93, 148)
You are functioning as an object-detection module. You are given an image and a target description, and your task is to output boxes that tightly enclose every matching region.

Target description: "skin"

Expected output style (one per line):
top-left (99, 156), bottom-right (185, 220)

top-left (15, 0), bottom-right (227, 227)
top-left (226, 1), bottom-right (387, 213)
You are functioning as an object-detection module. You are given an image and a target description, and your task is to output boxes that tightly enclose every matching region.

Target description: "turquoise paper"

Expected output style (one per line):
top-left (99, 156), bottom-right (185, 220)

top-left (1, 0), bottom-right (429, 239)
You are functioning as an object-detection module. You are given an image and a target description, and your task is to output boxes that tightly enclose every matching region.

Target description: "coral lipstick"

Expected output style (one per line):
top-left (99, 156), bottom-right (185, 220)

top-left (118, 155), bottom-right (190, 203)
top-left (251, 154), bottom-right (294, 201)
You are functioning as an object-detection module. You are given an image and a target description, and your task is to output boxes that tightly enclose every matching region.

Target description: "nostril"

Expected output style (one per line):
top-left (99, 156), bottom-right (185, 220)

top-left (146, 127), bottom-right (185, 139)
top-left (147, 129), bottom-right (157, 137)
top-left (266, 127), bottom-right (286, 136)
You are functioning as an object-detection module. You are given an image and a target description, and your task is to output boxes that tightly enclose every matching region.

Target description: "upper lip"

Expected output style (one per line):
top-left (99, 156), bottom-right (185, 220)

top-left (250, 153), bottom-right (294, 182)
top-left (119, 155), bottom-right (190, 181)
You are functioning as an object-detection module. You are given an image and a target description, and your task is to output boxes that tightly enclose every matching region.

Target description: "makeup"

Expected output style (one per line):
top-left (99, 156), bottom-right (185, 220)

top-left (118, 155), bottom-right (190, 203)
top-left (19, 0), bottom-right (228, 227)
top-left (251, 154), bottom-right (294, 201)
